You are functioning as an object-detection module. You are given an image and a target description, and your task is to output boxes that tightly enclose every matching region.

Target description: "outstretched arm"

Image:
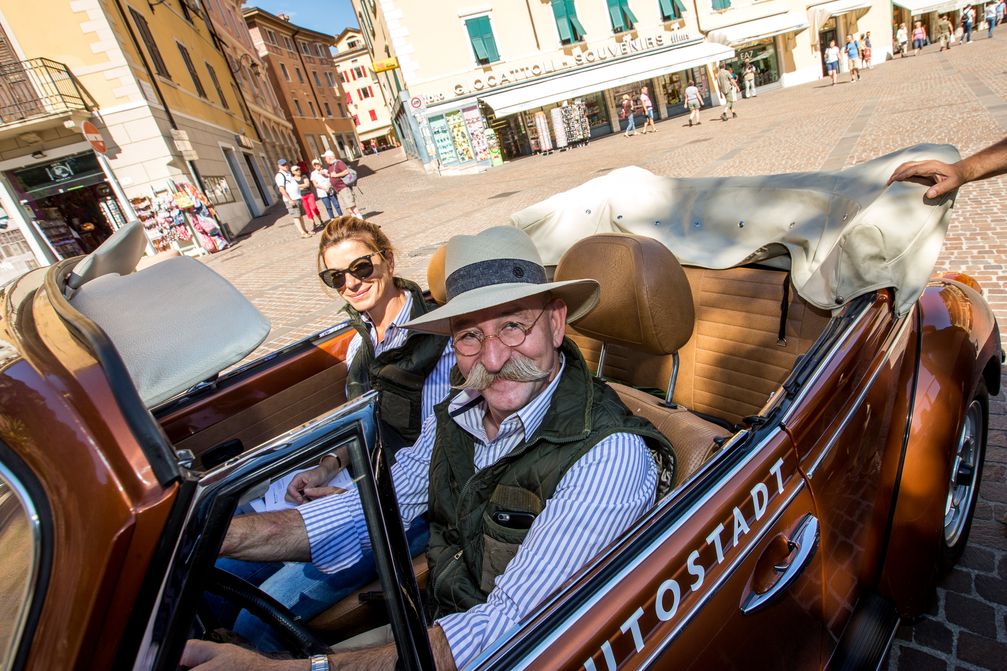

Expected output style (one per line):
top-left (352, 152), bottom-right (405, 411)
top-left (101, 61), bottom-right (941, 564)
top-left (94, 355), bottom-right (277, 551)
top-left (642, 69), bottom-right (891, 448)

top-left (221, 509), bottom-right (311, 562)
top-left (887, 136), bottom-right (1007, 198)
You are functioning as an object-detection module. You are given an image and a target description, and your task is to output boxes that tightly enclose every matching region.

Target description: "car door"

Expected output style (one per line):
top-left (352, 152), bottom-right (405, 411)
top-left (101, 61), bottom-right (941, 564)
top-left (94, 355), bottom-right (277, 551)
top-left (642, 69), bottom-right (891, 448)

top-left (780, 294), bottom-right (915, 646)
top-left (474, 426), bottom-right (827, 670)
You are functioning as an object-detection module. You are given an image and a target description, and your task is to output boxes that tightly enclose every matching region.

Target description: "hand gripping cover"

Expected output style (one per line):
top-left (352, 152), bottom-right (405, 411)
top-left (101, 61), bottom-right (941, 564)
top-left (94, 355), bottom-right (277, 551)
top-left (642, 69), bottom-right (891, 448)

top-left (69, 256), bottom-right (271, 407)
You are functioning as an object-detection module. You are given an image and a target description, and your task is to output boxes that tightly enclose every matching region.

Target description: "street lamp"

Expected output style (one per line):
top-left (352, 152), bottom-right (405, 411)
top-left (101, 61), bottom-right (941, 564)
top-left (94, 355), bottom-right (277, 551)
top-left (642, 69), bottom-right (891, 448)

top-left (228, 51), bottom-right (261, 78)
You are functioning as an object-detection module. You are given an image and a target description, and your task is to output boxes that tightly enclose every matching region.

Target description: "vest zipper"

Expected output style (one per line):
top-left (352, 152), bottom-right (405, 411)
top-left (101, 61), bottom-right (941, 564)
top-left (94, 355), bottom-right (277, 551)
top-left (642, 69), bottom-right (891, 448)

top-left (433, 549), bottom-right (464, 595)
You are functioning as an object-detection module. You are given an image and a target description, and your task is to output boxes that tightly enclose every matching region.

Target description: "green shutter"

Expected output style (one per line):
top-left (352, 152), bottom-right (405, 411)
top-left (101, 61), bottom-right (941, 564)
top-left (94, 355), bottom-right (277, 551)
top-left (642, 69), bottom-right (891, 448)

top-left (466, 17), bottom-right (490, 63)
top-left (567, 0), bottom-right (587, 41)
top-left (552, 0), bottom-right (573, 43)
top-left (481, 20), bottom-right (500, 62)
top-left (622, 1), bottom-right (638, 26)
top-left (608, 0), bottom-right (626, 32)
top-left (659, 0), bottom-right (675, 18)
top-left (673, 0), bottom-right (686, 16)
top-left (712, 0), bottom-right (731, 9)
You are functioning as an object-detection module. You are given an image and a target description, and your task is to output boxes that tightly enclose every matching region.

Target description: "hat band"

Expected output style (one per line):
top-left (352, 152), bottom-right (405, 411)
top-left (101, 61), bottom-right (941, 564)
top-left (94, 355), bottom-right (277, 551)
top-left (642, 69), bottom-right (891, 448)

top-left (445, 258), bottom-right (546, 300)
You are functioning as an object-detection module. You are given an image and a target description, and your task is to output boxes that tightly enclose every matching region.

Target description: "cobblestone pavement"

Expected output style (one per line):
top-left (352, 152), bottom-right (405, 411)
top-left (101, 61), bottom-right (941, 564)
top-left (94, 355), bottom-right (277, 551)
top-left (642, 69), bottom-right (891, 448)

top-left (204, 35), bottom-right (1007, 669)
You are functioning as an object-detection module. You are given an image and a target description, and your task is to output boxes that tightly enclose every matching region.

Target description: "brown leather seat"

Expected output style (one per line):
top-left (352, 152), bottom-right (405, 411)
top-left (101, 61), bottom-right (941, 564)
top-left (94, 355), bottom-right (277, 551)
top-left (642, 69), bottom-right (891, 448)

top-left (555, 233), bottom-right (730, 487)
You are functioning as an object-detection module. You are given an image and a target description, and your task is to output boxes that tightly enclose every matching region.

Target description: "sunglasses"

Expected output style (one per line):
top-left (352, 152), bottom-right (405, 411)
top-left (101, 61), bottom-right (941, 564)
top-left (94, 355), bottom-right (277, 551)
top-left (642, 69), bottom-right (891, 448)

top-left (319, 251), bottom-right (383, 289)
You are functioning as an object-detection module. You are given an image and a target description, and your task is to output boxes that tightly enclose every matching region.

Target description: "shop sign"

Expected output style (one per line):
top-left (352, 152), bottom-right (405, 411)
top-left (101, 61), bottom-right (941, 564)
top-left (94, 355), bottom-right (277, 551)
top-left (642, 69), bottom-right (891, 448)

top-left (13, 153), bottom-right (103, 193)
top-left (81, 121), bottom-right (106, 155)
top-left (235, 133), bottom-right (255, 150)
top-left (373, 57), bottom-right (399, 73)
top-left (446, 32), bottom-right (694, 99)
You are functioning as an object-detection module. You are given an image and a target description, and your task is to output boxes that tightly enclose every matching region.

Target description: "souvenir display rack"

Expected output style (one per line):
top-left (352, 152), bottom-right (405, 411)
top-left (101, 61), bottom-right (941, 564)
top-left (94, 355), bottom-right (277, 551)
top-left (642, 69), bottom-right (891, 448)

top-left (33, 207), bottom-right (83, 259)
top-left (131, 180), bottom-right (229, 255)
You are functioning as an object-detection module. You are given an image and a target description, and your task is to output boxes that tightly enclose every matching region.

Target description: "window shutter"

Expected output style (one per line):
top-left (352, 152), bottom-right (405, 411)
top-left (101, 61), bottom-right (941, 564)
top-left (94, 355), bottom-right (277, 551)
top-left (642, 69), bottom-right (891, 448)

top-left (673, 0), bottom-right (686, 16)
top-left (552, 0), bottom-right (573, 43)
top-left (622, 1), bottom-right (639, 25)
top-left (608, 0), bottom-right (626, 32)
top-left (466, 17), bottom-right (490, 63)
top-left (481, 18), bottom-right (500, 62)
top-left (659, 0), bottom-right (674, 17)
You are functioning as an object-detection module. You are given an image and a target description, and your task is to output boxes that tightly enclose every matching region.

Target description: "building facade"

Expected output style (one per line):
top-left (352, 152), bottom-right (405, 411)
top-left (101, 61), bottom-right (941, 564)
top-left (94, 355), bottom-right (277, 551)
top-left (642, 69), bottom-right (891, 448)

top-left (243, 8), bottom-right (358, 164)
top-left (0, 0), bottom-right (273, 281)
top-left (333, 28), bottom-right (396, 153)
top-left (351, 0), bottom-right (894, 173)
top-left (204, 0), bottom-right (298, 186)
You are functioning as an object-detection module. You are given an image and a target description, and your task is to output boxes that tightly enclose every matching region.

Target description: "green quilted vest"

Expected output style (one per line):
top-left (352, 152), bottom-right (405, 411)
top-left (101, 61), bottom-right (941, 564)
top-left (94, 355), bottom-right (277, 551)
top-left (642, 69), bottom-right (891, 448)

top-left (345, 278), bottom-right (449, 450)
top-left (424, 339), bottom-right (676, 618)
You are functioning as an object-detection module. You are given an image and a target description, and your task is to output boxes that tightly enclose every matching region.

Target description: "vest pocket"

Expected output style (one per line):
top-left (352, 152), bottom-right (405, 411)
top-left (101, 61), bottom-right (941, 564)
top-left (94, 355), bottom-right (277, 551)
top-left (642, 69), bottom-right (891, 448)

top-left (480, 512), bottom-right (532, 593)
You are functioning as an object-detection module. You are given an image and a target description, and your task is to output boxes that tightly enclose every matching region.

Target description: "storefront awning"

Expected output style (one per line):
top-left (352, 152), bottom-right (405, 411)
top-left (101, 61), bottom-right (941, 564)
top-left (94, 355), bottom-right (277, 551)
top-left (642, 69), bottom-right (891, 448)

top-left (892, 0), bottom-right (962, 14)
top-left (810, 0), bottom-right (873, 38)
top-left (706, 11), bottom-right (810, 47)
top-left (477, 40), bottom-right (735, 118)
top-left (357, 126), bottom-right (392, 141)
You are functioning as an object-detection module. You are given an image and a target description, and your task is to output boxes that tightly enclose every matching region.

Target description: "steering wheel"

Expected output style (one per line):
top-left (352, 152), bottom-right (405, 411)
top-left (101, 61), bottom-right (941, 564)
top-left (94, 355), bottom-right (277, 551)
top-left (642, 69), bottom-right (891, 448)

top-left (203, 566), bottom-right (332, 657)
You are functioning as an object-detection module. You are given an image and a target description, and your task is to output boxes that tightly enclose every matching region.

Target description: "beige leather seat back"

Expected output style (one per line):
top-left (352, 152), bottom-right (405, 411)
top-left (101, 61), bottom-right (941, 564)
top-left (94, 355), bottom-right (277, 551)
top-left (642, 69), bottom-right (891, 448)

top-left (555, 233), bottom-right (729, 487)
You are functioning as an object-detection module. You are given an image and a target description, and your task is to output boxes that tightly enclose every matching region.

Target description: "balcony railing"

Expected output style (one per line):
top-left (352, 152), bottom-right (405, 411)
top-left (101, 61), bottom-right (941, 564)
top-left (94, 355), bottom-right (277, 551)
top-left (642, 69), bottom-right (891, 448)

top-left (0, 57), bottom-right (97, 127)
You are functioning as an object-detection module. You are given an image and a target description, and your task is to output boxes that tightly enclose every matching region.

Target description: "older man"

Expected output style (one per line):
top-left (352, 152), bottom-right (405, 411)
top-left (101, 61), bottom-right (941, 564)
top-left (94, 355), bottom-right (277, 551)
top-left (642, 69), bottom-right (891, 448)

top-left (322, 149), bottom-right (360, 217)
top-left (183, 226), bottom-right (675, 671)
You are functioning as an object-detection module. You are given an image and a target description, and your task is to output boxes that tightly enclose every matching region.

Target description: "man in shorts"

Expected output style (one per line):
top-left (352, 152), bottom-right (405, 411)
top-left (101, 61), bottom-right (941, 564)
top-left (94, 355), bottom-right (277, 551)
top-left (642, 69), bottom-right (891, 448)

top-left (716, 64), bottom-right (737, 120)
top-left (825, 39), bottom-right (841, 85)
top-left (274, 159), bottom-right (310, 238)
top-left (322, 150), bottom-right (360, 217)
top-left (844, 34), bottom-right (861, 82)
top-left (639, 86), bottom-right (656, 134)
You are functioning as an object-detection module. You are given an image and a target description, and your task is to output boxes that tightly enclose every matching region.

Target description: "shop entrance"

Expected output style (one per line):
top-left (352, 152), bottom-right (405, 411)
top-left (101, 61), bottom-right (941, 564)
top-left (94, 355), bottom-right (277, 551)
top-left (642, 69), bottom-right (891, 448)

top-left (7, 152), bottom-right (125, 258)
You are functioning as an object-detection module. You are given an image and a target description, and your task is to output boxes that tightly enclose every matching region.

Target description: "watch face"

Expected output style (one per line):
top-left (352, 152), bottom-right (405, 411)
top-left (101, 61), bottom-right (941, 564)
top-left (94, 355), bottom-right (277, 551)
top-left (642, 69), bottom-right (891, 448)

top-left (310, 655), bottom-right (330, 671)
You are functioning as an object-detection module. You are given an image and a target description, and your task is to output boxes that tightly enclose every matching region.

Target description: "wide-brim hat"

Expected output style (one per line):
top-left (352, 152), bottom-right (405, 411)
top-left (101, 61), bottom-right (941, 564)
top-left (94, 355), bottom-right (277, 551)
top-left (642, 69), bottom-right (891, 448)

top-left (403, 226), bottom-right (600, 336)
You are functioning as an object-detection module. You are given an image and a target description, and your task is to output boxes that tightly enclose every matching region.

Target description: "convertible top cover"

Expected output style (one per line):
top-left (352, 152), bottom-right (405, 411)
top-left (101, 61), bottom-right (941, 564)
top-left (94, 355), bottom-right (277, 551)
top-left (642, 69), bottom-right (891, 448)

top-left (512, 144), bottom-right (959, 316)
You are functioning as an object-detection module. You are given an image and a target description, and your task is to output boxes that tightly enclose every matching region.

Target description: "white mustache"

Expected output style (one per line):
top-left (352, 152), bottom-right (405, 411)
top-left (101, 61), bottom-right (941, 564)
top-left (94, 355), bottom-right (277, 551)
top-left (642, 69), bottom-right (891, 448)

top-left (454, 353), bottom-right (551, 391)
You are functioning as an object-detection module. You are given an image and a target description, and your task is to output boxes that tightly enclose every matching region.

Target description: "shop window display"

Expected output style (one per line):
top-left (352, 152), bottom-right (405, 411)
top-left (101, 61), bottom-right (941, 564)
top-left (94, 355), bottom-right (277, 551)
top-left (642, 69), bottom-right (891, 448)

top-left (132, 180), bottom-right (229, 255)
top-left (724, 39), bottom-right (780, 87)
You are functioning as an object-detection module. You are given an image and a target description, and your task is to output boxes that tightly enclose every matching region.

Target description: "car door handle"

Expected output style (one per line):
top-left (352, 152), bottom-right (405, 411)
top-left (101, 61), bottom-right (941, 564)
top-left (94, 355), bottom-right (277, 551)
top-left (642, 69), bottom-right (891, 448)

top-left (741, 513), bottom-right (820, 615)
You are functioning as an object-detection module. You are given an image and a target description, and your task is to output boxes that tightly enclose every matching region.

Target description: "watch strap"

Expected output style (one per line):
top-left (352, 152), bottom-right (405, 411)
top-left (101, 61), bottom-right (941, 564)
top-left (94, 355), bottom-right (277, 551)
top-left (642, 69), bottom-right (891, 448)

top-left (309, 654), bottom-right (330, 671)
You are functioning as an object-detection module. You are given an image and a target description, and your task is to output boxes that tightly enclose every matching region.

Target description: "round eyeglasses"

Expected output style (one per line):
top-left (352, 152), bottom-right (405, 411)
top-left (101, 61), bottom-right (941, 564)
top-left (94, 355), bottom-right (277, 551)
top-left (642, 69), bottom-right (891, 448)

top-left (453, 308), bottom-right (547, 356)
top-left (319, 251), bottom-right (382, 289)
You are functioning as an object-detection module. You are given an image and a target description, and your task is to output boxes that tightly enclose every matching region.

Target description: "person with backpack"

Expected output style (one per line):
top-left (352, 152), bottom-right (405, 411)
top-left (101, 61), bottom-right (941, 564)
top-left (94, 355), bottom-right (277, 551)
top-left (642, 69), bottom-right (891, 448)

top-left (620, 93), bottom-right (636, 137)
top-left (322, 149), bottom-right (360, 217)
top-left (274, 158), bottom-right (311, 239)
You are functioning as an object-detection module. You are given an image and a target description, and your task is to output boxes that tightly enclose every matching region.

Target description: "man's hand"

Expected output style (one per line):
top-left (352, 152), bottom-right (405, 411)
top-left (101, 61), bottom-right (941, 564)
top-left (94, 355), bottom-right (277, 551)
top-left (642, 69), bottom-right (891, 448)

top-left (887, 159), bottom-right (967, 198)
top-left (286, 455), bottom-right (345, 504)
top-left (180, 640), bottom-right (293, 671)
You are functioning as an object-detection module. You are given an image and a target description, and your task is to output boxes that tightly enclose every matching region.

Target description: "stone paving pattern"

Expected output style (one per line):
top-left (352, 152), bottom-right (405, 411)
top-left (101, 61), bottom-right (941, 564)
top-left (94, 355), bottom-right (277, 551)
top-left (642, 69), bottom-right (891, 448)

top-left (203, 35), bottom-right (1007, 669)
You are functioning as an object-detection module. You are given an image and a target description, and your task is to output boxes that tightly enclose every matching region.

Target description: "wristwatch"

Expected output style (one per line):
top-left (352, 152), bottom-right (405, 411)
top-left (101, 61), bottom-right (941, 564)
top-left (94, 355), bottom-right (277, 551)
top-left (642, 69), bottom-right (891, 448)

top-left (309, 654), bottom-right (330, 671)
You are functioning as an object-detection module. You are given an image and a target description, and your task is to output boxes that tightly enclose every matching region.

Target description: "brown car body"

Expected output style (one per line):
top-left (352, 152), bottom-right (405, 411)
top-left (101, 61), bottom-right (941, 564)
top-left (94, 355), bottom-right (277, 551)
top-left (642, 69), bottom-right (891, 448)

top-left (0, 242), bottom-right (1000, 670)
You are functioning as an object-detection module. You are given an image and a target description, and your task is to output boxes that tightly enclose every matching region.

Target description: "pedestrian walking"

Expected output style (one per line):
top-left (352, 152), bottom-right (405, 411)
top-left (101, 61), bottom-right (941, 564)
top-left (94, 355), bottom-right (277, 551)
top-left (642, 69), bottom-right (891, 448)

top-left (716, 65), bottom-right (738, 120)
top-left (621, 94), bottom-right (636, 137)
top-left (938, 14), bottom-right (954, 50)
top-left (743, 60), bottom-right (757, 98)
top-left (896, 23), bottom-right (909, 57)
top-left (322, 149), bottom-right (360, 218)
top-left (912, 20), bottom-right (927, 55)
top-left (639, 85), bottom-right (656, 133)
top-left (292, 164), bottom-right (322, 231)
top-left (863, 32), bottom-right (873, 68)
top-left (963, 5), bottom-right (975, 43)
top-left (274, 159), bottom-right (311, 239)
top-left (684, 79), bottom-right (703, 127)
top-left (825, 39), bottom-right (841, 84)
top-left (997, 0), bottom-right (1005, 28)
top-left (845, 34), bottom-right (861, 82)
top-left (986, 3), bottom-right (997, 37)
top-left (311, 159), bottom-right (342, 221)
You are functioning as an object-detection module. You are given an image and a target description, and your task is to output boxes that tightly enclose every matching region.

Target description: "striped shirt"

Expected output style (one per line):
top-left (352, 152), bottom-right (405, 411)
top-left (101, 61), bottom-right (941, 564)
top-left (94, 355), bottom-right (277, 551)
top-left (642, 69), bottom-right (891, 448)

top-left (344, 289), bottom-right (456, 421)
top-left (299, 355), bottom-right (656, 669)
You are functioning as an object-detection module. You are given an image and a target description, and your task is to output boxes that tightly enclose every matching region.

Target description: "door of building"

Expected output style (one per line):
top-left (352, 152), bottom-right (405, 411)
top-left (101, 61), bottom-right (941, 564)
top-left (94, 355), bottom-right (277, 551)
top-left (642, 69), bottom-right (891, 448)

top-left (222, 146), bottom-right (259, 218)
top-left (243, 152), bottom-right (271, 206)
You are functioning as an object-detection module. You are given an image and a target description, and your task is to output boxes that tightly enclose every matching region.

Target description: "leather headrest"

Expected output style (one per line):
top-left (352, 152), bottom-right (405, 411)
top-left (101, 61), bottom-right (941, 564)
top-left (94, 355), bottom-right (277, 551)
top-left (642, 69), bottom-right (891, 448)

top-left (427, 244), bottom-right (448, 305)
top-left (554, 233), bottom-right (694, 355)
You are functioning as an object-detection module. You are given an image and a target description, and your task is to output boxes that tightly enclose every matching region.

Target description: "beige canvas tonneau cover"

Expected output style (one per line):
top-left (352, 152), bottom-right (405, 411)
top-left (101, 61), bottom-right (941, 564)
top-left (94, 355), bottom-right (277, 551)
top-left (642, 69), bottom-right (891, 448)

top-left (512, 144), bottom-right (959, 316)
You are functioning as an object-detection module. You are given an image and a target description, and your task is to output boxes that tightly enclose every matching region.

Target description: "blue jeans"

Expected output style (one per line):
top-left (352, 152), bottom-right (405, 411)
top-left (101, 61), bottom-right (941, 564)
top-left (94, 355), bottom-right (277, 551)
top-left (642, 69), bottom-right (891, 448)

top-left (625, 113), bottom-right (636, 134)
top-left (965, 21), bottom-right (973, 42)
top-left (217, 519), bottom-right (430, 652)
top-left (318, 192), bottom-right (342, 219)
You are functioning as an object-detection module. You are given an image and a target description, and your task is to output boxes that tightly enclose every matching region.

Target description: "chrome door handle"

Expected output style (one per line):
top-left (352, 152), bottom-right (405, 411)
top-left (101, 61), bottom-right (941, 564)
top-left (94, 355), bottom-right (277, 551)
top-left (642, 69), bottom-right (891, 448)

top-left (741, 513), bottom-right (820, 615)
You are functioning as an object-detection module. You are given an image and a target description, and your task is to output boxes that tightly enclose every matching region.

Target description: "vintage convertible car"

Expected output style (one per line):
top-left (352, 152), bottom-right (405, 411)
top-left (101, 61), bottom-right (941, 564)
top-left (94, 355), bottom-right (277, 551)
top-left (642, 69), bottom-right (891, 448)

top-left (0, 145), bottom-right (1000, 671)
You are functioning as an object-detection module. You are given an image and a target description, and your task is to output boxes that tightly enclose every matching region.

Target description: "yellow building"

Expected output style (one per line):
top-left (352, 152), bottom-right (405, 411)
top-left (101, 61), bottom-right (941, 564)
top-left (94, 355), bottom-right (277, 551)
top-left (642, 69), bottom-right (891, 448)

top-left (351, 0), bottom-right (893, 173)
top-left (333, 28), bottom-right (396, 153)
top-left (0, 0), bottom-right (271, 280)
